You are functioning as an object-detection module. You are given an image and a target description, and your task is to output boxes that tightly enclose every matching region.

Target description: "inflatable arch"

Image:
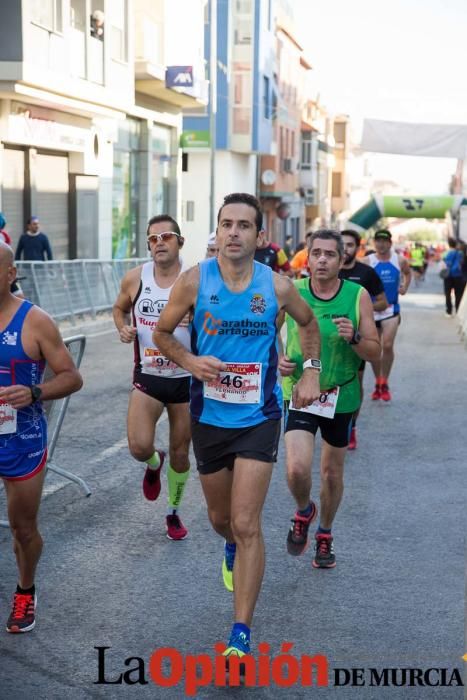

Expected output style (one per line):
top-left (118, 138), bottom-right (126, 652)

top-left (347, 194), bottom-right (467, 232)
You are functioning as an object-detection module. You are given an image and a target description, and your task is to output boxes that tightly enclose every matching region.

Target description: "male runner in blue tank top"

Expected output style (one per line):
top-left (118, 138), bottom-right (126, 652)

top-left (365, 229), bottom-right (411, 402)
top-left (0, 241), bottom-right (82, 633)
top-left (155, 193), bottom-right (321, 664)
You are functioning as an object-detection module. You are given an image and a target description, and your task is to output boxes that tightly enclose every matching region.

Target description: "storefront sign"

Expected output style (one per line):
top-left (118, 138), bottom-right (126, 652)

top-left (180, 131), bottom-right (210, 148)
top-left (8, 111), bottom-right (87, 151)
top-left (166, 66), bottom-right (193, 88)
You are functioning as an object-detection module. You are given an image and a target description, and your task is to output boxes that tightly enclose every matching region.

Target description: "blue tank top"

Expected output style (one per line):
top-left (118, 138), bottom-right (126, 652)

top-left (368, 252), bottom-right (401, 315)
top-left (0, 301), bottom-right (47, 458)
top-left (190, 258), bottom-right (282, 428)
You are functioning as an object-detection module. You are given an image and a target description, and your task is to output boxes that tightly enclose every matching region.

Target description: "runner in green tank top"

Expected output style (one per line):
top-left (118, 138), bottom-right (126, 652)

top-left (278, 230), bottom-right (380, 569)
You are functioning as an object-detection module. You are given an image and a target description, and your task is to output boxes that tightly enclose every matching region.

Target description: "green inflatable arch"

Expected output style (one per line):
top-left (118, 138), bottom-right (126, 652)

top-left (348, 194), bottom-right (467, 231)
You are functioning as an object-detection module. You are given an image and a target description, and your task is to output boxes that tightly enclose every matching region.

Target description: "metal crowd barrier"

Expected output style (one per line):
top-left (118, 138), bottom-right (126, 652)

top-left (1, 335), bottom-right (88, 528)
top-left (456, 286), bottom-right (467, 346)
top-left (15, 258), bottom-right (148, 325)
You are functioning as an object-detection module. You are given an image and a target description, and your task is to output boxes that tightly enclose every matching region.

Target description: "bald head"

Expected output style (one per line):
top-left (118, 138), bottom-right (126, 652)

top-left (0, 241), bottom-right (14, 265)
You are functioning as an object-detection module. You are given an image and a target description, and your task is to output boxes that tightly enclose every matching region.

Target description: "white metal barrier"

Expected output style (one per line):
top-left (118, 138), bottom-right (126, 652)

top-left (16, 259), bottom-right (147, 325)
top-left (0, 335), bottom-right (88, 528)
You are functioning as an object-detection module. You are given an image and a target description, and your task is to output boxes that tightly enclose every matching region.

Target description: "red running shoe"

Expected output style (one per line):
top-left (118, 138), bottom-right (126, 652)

top-left (286, 501), bottom-right (318, 556)
top-left (348, 427), bottom-right (357, 450)
top-left (371, 384), bottom-right (381, 400)
top-left (312, 534), bottom-right (336, 568)
top-left (142, 450), bottom-right (165, 501)
top-left (380, 383), bottom-right (392, 402)
top-left (6, 592), bottom-right (37, 633)
top-left (166, 513), bottom-right (188, 540)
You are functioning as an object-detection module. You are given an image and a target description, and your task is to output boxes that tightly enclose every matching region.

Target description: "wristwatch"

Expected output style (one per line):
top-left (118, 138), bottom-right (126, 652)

top-left (349, 329), bottom-right (362, 345)
top-left (303, 358), bottom-right (322, 372)
top-left (30, 385), bottom-right (43, 403)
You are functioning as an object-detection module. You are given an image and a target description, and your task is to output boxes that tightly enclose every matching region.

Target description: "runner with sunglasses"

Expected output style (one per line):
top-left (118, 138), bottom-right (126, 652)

top-left (113, 215), bottom-right (191, 541)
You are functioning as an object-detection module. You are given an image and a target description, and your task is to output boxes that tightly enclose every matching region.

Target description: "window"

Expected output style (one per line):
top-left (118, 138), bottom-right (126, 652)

top-left (31, 0), bottom-right (63, 32)
top-left (182, 153), bottom-right (189, 172)
top-left (301, 133), bottom-right (312, 170)
top-left (332, 172), bottom-right (342, 197)
top-left (263, 76), bottom-right (270, 119)
top-left (111, 0), bottom-right (128, 62)
top-left (186, 201), bottom-right (195, 222)
top-left (234, 19), bottom-right (252, 45)
top-left (334, 122), bottom-right (346, 145)
top-left (291, 131), bottom-right (295, 158)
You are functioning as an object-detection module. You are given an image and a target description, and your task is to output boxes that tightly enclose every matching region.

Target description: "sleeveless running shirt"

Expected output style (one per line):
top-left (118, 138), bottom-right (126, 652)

top-left (190, 258), bottom-right (282, 428)
top-left (0, 301), bottom-right (47, 466)
top-left (283, 279), bottom-right (362, 414)
top-left (132, 261), bottom-right (191, 378)
top-left (368, 252), bottom-right (401, 321)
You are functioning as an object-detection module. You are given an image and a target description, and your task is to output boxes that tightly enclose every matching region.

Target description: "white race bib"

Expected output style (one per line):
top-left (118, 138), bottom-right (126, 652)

top-left (142, 348), bottom-right (184, 377)
top-left (204, 363), bottom-right (262, 404)
top-left (374, 303), bottom-right (394, 321)
top-left (0, 400), bottom-right (17, 435)
top-left (291, 386), bottom-right (339, 419)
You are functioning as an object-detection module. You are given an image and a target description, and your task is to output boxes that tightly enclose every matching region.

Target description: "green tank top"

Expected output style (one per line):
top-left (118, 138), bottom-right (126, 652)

top-left (411, 247), bottom-right (424, 267)
top-left (283, 278), bottom-right (363, 413)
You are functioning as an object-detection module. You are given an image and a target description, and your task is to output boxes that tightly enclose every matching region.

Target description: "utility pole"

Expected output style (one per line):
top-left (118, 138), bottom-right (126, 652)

top-left (209, 0), bottom-right (217, 233)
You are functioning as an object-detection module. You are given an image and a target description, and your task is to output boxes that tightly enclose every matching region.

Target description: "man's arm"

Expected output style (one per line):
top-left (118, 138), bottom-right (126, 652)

top-left (399, 256), bottom-right (411, 294)
top-left (332, 290), bottom-right (380, 363)
top-left (0, 309), bottom-right (83, 409)
top-left (274, 275), bottom-right (321, 408)
top-left (154, 266), bottom-right (226, 381)
top-left (367, 267), bottom-right (388, 312)
top-left (44, 235), bottom-right (53, 261)
top-left (15, 236), bottom-right (24, 261)
top-left (112, 268), bottom-right (140, 343)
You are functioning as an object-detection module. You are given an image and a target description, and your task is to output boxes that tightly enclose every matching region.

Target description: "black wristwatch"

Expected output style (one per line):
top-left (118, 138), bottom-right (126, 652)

top-left (30, 385), bottom-right (43, 403)
top-left (349, 329), bottom-right (362, 345)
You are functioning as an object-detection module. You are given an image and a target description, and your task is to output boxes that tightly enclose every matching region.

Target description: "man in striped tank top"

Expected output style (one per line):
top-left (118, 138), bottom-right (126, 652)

top-left (113, 216), bottom-right (192, 541)
top-left (155, 193), bottom-right (321, 665)
top-left (0, 242), bottom-right (82, 633)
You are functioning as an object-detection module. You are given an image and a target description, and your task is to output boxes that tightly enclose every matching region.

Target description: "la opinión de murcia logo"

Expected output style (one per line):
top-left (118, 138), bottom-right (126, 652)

top-left (94, 645), bottom-right (464, 694)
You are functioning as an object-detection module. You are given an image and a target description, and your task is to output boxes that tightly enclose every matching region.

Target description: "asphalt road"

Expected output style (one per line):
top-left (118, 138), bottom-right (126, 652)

top-left (0, 267), bottom-right (465, 699)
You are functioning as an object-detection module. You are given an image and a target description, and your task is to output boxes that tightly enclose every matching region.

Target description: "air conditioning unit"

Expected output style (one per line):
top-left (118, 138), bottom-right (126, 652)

top-left (283, 158), bottom-right (293, 173)
top-left (304, 188), bottom-right (315, 206)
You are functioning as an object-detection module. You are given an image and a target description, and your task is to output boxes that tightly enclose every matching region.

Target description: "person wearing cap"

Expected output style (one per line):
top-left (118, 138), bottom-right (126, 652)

top-left (206, 232), bottom-right (218, 258)
top-left (113, 215), bottom-right (191, 542)
top-left (365, 229), bottom-right (411, 402)
top-left (338, 229), bottom-right (388, 449)
top-left (15, 217), bottom-right (53, 262)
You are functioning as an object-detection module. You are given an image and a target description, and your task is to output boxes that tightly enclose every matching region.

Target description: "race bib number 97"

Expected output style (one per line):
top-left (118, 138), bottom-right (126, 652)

top-left (204, 363), bottom-right (262, 404)
top-left (142, 348), bottom-right (183, 377)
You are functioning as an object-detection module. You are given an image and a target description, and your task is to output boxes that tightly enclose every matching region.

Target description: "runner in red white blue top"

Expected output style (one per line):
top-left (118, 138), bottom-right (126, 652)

top-left (113, 215), bottom-right (192, 542)
top-left (0, 241), bottom-right (82, 633)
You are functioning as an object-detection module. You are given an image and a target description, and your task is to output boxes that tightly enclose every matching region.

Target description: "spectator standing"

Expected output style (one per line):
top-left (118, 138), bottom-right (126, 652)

top-left (441, 237), bottom-right (465, 317)
top-left (15, 217), bottom-right (53, 262)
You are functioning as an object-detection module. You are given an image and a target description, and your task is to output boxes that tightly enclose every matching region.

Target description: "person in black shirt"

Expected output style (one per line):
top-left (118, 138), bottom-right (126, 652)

top-left (338, 230), bottom-right (388, 449)
top-left (15, 217), bottom-right (53, 262)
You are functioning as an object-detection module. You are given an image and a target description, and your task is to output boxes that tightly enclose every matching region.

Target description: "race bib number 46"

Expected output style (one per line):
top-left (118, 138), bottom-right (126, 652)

top-left (291, 386), bottom-right (339, 419)
top-left (204, 363), bottom-right (262, 404)
top-left (0, 400), bottom-right (17, 435)
top-left (142, 348), bottom-right (183, 377)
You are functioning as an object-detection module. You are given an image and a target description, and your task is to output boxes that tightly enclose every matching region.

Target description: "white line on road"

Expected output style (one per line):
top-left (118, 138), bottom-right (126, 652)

top-left (88, 411), bottom-right (168, 465)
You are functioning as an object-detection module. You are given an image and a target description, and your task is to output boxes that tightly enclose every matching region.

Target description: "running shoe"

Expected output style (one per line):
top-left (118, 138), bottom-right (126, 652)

top-left (6, 592), bottom-right (37, 633)
top-left (312, 533), bottom-right (336, 568)
top-left (380, 383), bottom-right (391, 402)
top-left (371, 384), bottom-right (381, 400)
top-left (166, 513), bottom-right (188, 540)
top-left (223, 631), bottom-right (250, 676)
top-left (286, 500), bottom-right (318, 556)
top-left (222, 542), bottom-right (235, 592)
top-left (142, 450), bottom-right (165, 501)
top-left (348, 427), bottom-right (357, 450)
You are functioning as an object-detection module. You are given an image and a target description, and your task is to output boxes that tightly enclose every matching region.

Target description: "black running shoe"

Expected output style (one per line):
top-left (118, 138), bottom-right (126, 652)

top-left (312, 533), bottom-right (336, 568)
top-left (286, 501), bottom-right (318, 555)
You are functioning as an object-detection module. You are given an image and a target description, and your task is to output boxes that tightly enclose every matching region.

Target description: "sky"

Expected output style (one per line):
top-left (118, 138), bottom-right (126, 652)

top-left (295, 0), bottom-right (467, 193)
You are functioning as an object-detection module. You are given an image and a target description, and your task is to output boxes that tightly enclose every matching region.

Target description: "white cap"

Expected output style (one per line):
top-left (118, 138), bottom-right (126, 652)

top-left (207, 232), bottom-right (217, 246)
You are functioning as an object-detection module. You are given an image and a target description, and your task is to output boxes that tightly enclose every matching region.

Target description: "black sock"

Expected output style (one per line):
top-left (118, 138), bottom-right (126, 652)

top-left (16, 584), bottom-right (35, 595)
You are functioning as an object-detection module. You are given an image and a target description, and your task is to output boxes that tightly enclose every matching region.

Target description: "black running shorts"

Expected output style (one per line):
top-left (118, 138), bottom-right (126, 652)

top-left (284, 401), bottom-right (353, 448)
top-left (133, 371), bottom-right (190, 405)
top-left (375, 312), bottom-right (401, 329)
top-left (191, 419), bottom-right (281, 475)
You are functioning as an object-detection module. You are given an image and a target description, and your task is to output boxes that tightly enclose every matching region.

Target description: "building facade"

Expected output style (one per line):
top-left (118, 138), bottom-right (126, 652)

top-left (0, 0), bottom-right (206, 259)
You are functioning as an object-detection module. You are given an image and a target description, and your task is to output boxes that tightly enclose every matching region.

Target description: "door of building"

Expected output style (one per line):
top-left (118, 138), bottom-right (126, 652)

top-left (73, 175), bottom-right (98, 259)
top-left (1, 147), bottom-right (25, 245)
top-left (36, 152), bottom-right (69, 259)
